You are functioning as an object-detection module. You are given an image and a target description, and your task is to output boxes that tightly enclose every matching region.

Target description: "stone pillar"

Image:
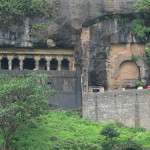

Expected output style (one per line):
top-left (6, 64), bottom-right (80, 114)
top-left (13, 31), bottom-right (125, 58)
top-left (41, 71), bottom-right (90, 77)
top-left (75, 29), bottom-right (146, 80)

top-left (45, 56), bottom-right (52, 71)
top-left (19, 56), bottom-right (25, 70)
top-left (8, 59), bottom-right (12, 70)
top-left (82, 67), bottom-right (89, 93)
top-left (68, 58), bottom-right (73, 70)
top-left (57, 56), bottom-right (63, 71)
top-left (0, 56), bottom-right (2, 70)
top-left (34, 56), bottom-right (40, 70)
top-left (58, 60), bottom-right (61, 71)
top-left (7, 56), bottom-right (14, 70)
top-left (72, 59), bottom-right (75, 70)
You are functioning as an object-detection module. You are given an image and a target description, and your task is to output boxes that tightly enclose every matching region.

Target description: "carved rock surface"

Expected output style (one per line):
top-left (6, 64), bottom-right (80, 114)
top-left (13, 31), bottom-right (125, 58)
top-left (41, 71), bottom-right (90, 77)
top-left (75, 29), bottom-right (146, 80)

top-left (0, 0), bottom-right (140, 88)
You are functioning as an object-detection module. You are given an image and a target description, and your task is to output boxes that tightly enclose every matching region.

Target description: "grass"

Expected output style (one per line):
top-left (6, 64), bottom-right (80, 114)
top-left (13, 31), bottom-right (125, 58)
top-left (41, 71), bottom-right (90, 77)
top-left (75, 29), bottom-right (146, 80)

top-left (0, 110), bottom-right (150, 150)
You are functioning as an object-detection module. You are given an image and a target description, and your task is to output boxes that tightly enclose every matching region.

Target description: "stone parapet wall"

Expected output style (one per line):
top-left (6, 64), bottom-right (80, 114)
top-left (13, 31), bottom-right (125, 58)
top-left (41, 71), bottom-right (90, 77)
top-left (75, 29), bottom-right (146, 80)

top-left (82, 90), bottom-right (150, 129)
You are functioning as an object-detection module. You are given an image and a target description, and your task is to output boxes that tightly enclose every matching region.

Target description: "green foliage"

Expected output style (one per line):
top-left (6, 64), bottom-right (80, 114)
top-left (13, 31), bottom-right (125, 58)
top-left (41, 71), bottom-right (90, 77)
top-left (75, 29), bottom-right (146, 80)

top-left (133, 19), bottom-right (150, 41)
top-left (132, 55), bottom-right (139, 62)
top-left (133, 0), bottom-right (150, 41)
top-left (0, 73), bottom-right (56, 150)
top-left (135, 0), bottom-right (150, 12)
top-left (0, 111), bottom-right (150, 150)
top-left (136, 80), bottom-right (143, 86)
top-left (0, 0), bottom-right (58, 28)
top-left (50, 139), bottom-right (101, 150)
top-left (101, 140), bottom-right (113, 150)
top-left (31, 23), bottom-right (47, 30)
top-left (126, 0), bottom-right (134, 3)
top-left (100, 124), bottom-right (120, 140)
top-left (100, 124), bottom-right (120, 150)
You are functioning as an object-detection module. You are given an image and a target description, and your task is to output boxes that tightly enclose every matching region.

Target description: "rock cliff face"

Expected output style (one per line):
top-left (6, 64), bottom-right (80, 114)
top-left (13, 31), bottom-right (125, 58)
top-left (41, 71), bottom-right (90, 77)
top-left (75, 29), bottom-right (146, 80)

top-left (0, 0), bottom-right (144, 89)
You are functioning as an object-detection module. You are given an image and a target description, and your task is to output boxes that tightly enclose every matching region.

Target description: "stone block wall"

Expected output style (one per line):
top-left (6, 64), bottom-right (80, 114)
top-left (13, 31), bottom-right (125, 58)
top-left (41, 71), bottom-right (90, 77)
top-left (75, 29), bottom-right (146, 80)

top-left (82, 90), bottom-right (150, 129)
top-left (0, 70), bottom-right (82, 110)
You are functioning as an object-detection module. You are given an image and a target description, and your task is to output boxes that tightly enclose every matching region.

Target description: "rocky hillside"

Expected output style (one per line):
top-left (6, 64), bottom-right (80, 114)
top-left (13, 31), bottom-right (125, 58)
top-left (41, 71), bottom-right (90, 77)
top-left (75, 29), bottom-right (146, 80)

top-left (0, 0), bottom-right (141, 88)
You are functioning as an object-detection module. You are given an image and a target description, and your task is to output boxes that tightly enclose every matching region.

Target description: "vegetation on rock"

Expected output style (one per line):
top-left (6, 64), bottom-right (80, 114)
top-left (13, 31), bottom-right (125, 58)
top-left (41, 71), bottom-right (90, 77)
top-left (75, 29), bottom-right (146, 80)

top-left (133, 0), bottom-right (150, 42)
top-left (0, 0), bottom-right (58, 28)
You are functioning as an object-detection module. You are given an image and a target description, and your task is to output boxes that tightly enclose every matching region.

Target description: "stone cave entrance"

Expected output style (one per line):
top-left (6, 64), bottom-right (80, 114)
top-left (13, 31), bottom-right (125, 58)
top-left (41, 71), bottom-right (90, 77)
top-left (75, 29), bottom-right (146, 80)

top-left (12, 58), bottom-right (20, 70)
top-left (39, 58), bottom-right (47, 70)
top-left (1, 58), bottom-right (8, 69)
top-left (50, 58), bottom-right (58, 70)
top-left (23, 58), bottom-right (35, 70)
top-left (61, 59), bottom-right (69, 70)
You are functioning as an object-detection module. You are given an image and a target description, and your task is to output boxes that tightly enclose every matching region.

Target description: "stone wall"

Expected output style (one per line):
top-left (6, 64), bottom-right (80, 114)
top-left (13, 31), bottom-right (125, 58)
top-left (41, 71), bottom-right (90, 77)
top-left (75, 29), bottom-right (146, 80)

top-left (82, 90), bottom-right (150, 129)
top-left (0, 70), bottom-right (82, 110)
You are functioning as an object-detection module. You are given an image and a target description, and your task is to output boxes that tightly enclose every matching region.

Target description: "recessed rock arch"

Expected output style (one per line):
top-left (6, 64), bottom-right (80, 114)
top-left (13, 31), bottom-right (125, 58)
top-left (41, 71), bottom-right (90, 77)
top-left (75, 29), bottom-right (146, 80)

top-left (39, 58), bottom-right (47, 70)
top-left (61, 59), bottom-right (69, 70)
top-left (119, 60), bottom-right (139, 88)
top-left (1, 57), bottom-right (8, 70)
top-left (12, 58), bottom-right (20, 70)
top-left (23, 58), bottom-right (35, 70)
top-left (50, 58), bottom-right (58, 70)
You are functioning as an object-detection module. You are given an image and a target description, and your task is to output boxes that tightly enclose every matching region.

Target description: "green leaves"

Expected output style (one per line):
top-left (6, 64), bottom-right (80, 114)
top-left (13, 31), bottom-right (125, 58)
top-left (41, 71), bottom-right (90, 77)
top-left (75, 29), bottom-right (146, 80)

top-left (0, 0), bottom-right (58, 28)
top-left (135, 0), bottom-right (150, 12)
top-left (0, 73), bottom-right (56, 149)
top-left (100, 124), bottom-right (120, 140)
top-left (133, 0), bottom-right (150, 42)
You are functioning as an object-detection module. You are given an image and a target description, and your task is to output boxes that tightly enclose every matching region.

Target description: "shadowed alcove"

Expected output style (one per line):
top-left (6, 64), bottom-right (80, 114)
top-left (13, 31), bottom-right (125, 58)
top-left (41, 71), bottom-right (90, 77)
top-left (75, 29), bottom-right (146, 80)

top-left (50, 58), bottom-right (58, 70)
top-left (1, 58), bottom-right (8, 70)
top-left (12, 58), bottom-right (20, 70)
top-left (61, 59), bottom-right (69, 70)
top-left (23, 58), bottom-right (35, 70)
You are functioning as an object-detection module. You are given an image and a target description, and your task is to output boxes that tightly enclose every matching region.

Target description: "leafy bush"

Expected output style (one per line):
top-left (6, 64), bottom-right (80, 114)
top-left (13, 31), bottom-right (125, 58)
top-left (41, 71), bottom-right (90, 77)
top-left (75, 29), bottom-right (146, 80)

top-left (50, 139), bottom-right (101, 150)
top-left (0, 111), bottom-right (150, 150)
top-left (136, 80), bottom-right (143, 86)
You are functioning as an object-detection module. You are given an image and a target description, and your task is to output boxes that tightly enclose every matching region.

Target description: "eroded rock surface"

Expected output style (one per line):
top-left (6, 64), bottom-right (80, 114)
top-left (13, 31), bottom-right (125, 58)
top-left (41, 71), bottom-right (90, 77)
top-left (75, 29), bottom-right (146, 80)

top-left (1, 0), bottom-right (144, 89)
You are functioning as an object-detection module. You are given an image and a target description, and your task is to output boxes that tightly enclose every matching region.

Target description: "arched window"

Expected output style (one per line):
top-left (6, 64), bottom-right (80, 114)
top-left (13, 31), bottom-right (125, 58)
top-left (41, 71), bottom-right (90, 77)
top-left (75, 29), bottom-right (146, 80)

top-left (1, 58), bottom-right (8, 70)
top-left (61, 59), bottom-right (69, 70)
top-left (23, 58), bottom-right (35, 70)
top-left (50, 59), bottom-right (58, 70)
top-left (39, 58), bottom-right (47, 70)
top-left (12, 58), bottom-right (20, 70)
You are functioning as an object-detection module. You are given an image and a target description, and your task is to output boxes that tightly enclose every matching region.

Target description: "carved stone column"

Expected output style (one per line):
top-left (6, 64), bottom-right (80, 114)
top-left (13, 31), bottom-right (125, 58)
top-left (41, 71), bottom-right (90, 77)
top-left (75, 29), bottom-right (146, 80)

top-left (0, 56), bottom-right (3, 70)
top-left (57, 56), bottom-right (63, 71)
top-left (45, 56), bottom-right (52, 70)
top-left (19, 56), bottom-right (25, 70)
top-left (34, 56), bottom-right (40, 70)
top-left (68, 58), bottom-right (73, 70)
top-left (7, 56), bottom-right (14, 70)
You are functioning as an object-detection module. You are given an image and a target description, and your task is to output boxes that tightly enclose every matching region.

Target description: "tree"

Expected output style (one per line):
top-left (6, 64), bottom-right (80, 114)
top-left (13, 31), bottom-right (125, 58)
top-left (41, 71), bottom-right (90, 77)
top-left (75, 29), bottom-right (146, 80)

top-left (100, 124), bottom-right (120, 150)
top-left (132, 0), bottom-right (150, 73)
top-left (0, 73), bottom-right (56, 150)
top-left (133, 0), bottom-right (150, 42)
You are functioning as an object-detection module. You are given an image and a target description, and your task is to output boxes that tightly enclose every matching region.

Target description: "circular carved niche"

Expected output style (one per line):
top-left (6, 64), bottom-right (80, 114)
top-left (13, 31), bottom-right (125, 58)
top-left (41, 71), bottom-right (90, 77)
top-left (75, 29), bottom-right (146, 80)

top-left (119, 60), bottom-right (139, 80)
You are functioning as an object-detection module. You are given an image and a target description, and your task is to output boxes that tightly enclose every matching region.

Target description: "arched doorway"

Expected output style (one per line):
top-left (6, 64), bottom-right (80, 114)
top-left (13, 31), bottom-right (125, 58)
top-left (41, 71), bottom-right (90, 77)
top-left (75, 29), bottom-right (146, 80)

top-left (23, 58), bottom-right (35, 70)
top-left (12, 58), bottom-right (20, 70)
top-left (119, 60), bottom-right (139, 87)
top-left (1, 58), bottom-right (8, 69)
top-left (50, 59), bottom-right (58, 70)
top-left (39, 58), bottom-right (47, 70)
top-left (61, 59), bottom-right (69, 70)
